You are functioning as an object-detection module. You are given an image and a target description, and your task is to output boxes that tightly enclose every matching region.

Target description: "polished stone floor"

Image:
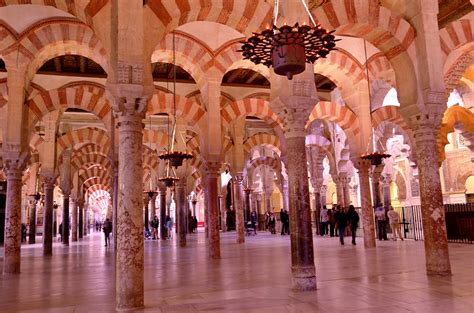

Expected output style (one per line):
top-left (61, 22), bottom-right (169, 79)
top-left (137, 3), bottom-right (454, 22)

top-left (0, 230), bottom-right (473, 312)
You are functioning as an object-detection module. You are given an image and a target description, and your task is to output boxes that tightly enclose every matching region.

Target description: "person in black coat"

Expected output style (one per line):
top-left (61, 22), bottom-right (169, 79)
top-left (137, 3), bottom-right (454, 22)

top-left (346, 205), bottom-right (360, 245)
top-left (334, 206), bottom-right (347, 245)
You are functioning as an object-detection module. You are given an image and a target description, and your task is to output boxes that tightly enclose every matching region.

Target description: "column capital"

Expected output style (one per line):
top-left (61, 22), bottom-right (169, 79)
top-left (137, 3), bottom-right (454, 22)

top-left (232, 173), bottom-right (244, 184)
top-left (352, 158), bottom-right (372, 174)
top-left (204, 161), bottom-right (222, 176)
top-left (3, 151), bottom-right (29, 177)
top-left (40, 169), bottom-right (56, 188)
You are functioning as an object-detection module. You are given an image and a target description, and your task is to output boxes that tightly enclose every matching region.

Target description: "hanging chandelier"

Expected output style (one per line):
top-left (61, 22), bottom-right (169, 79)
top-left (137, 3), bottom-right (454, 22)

top-left (238, 0), bottom-right (339, 80)
top-left (158, 30), bottom-right (193, 187)
top-left (359, 39), bottom-right (390, 166)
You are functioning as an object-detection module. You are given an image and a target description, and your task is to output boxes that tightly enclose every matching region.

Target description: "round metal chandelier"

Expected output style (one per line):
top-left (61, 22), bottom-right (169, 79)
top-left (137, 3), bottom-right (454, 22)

top-left (238, 0), bottom-right (339, 80)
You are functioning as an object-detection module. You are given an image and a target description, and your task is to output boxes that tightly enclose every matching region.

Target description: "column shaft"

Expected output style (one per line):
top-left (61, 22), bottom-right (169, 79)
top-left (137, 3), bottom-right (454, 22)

top-left (415, 128), bottom-right (451, 275)
top-left (28, 200), bottom-right (37, 244)
top-left (206, 163), bottom-right (220, 258)
top-left (3, 166), bottom-right (23, 273)
top-left (116, 113), bottom-right (144, 309)
top-left (357, 161), bottom-right (376, 248)
top-left (233, 175), bottom-right (245, 244)
top-left (176, 181), bottom-right (187, 247)
top-left (159, 188), bottom-right (167, 240)
top-left (78, 202), bottom-right (83, 239)
top-left (62, 195), bottom-right (70, 246)
top-left (71, 198), bottom-right (78, 242)
top-left (286, 136), bottom-right (316, 290)
top-left (43, 181), bottom-right (54, 255)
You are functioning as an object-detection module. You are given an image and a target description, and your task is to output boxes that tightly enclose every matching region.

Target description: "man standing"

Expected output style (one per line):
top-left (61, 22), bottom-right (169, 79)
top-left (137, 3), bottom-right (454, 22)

top-left (334, 206), bottom-right (347, 245)
top-left (387, 206), bottom-right (404, 241)
top-left (150, 216), bottom-right (159, 240)
top-left (375, 204), bottom-right (388, 240)
top-left (319, 205), bottom-right (329, 236)
top-left (346, 205), bottom-right (359, 245)
top-left (103, 218), bottom-right (112, 247)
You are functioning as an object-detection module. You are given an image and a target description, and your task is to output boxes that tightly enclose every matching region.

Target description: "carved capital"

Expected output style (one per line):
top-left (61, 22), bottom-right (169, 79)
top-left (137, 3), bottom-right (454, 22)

top-left (352, 158), bottom-right (371, 175)
top-left (204, 161), bottom-right (222, 177)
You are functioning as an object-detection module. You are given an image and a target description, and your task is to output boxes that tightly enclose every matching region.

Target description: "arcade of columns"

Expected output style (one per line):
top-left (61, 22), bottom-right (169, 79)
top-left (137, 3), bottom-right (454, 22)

top-left (0, 0), bottom-right (473, 310)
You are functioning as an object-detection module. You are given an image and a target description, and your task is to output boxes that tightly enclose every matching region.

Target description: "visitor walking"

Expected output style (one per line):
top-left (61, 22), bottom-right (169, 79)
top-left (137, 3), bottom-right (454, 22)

top-left (165, 215), bottom-right (173, 239)
top-left (375, 204), bottom-right (388, 240)
top-left (334, 206), bottom-right (347, 245)
top-left (268, 212), bottom-right (276, 234)
top-left (280, 209), bottom-right (289, 235)
top-left (346, 205), bottom-right (360, 245)
top-left (103, 218), bottom-right (112, 247)
top-left (328, 208), bottom-right (335, 237)
top-left (250, 210), bottom-right (258, 235)
top-left (151, 216), bottom-right (159, 240)
top-left (387, 206), bottom-right (404, 241)
top-left (320, 205), bottom-right (329, 236)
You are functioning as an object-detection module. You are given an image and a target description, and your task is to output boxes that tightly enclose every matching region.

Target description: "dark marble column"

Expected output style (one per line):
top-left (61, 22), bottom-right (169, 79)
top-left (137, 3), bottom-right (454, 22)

top-left (62, 194), bottom-right (70, 246)
top-left (381, 174), bottom-right (392, 207)
top-left (244, 187), bottom-right (251, 222)
top-left (28, 198), bottom-right (38, 244)
top-left (233, 174), bottom-right (245, 244)
top-left (43, 177), bottom-right (55, 256)
top-left (78, 199), bottom-right (84, 239)
top-left (144, 196), bottom-right (149, 231)
top-left (71, 198), bottom-right (78, 242)
top-left (205, 161), bottom-right (221, 259)
top-left (354, 159), bottom-right (376, 248)
top-left (370, 165), bottom-right (383, 208)
top-left (159, 186), bottom-right (167, 240)
top-left (176, 180), bottom-right (187, 247)
top-left (413, 125), bottom-right (451, 275)
top-left (286, 136), bottom-right (316, 290)
top-left (3, 160), bottom-right (25, 273)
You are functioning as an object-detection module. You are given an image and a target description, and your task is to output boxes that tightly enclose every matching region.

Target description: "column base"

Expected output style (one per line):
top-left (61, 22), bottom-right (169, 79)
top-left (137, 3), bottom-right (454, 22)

top-left (291, 265), bottom-right (317, 291)
top-left (116, 304), bottom-right (144, 312)
top-left (3, 263), bottom-right (21, 274)
top-left (427, 269), bottom-right (452, 276)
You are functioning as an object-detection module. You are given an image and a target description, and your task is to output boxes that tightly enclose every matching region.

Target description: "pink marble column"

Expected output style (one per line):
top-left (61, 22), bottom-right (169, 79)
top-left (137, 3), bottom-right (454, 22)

top-left (71, 198), bottom-right (78, 242)
top-left (28, 198), bottom-right (38, 244)
top-left (218, 194), bottom-right (226, 232)
top-left (205, 161), bottom-right (221, 259)
top-left (3, 160), bottom-right (25, 274)
top-left (413, 126), bottom-right (451, 275)
top-left (62, 194), bottom-right (70, 246)
top-left (233, 174), bottom-right (245, 244)
top-left (176, 180), bottom-right (187, 247)
top-left (354, 159), bottom-right (376, 248)
top-left (159, 186), bottom-right (167, 240)
top-left (332, 175), bottom-right (344, 207)
top-left (286, 136), bottom-right (316, 290)
top-left (370, 165), bottom-right (384, 208)
top-left (114, 101), bottom-right (145, 310)
top-left (340, 173), bottom-right (351, 208)
top-left (43, 176), bottom-right (55, 256)
top-left (202, 171), bottom-right (209, 238)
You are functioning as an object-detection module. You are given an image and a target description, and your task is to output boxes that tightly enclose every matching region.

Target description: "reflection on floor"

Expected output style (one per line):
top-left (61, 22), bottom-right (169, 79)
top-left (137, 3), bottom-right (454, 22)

top-left (0, 231), bottom-right (473, 312)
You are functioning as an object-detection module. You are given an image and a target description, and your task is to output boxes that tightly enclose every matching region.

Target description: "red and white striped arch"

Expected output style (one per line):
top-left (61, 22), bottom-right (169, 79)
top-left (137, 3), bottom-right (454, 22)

top-left (145, 0), bottom-right (273, 41)
top-left (72, 143), bottom-right (109, 161)
top-left (0, 23), bottom-right (16, 62)
top-left (27, 82), bottom-right (111, 128)
top-left (308, 101), bottom-right (360, 143)
top-left (0, 1), bottom-right (109, 26)
top-left (246, 156), bottom-right (282, 181)
top-left (79, 165), bottom-right (111, 182)
top-left (315, 49), bottom-right (366, 88)
top-left (221, 98), bottom-right (283, 133)
top-left (87, 184), bottom-right (112, 196)
top-left (84, 178), bottom-right (111, 193)
top-left (444, 52), bottom-right (474, 93)
top-left (243, 133), bottom-right (281, 157)
top-left (367, 53), bottom-right (396, 87)
top-left (57, 127), bottom-right (110, 157)
top-left (440, 19), bottom-right (473, 59)
top-left (143, 146), bottom-right (160, 173)
top-left (72, 153), bottom-right (112, 174)
top-left (371, 105), bottom-right (408, 130)
top-left (147, 90), bottom-right (206, 131)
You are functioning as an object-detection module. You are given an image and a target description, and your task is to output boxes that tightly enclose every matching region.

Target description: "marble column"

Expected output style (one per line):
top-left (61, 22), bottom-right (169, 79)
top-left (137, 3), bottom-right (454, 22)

top-left (413, 125), bottom-right (451, 275)
top-left (78, 199), bottom-right (84, 239)
top-left (370, 165), bottom-right (384, 207)
top-left (43, 176), bottom-right (55, 255)
top-left (28, 198), bottom-right (38, 244)
top-left (320, 185), bottom-right (327, 207)
top-left (355, 159), bottom-right (376, 248)
top-left (205, 161), bottom-right (221, 259)
top-left (340, 173), bottom-right (351, 208)
top-left (150, 193), bottom-right (157, 221)
top-left (286, 136), bottom-right (316, 290)
top-left (191, 199), bottom-right (197, 218)
top-left (176, 180), bottom-right (187, 247)
top-left (218, 194), bottom-right (226, 232)
top-left (244, 187), bottom-right (251, 222)
top-left (333, 175), bottom-right (344, 207)
top-left (114, 99), bottom-right (145, 309)
top-left (203, 173), bottom-right (209, 238)
top-left (71, 198), bottom-right (78, 242)
top-left (112, 167), bottom-right (118, 248)
top-left (3, 160), bottom-right (26, 273)
top-left (282, 181), bottom-right (289, 212)
top-left (159, 186), bottom-right (167, 240)
top-left (233, 174), bottom-right (245, 244)
top-left (84, 202), bottom-right (89, 236)
top-left (62, 194), bottom-right (70, 246)
top-left (144, 195), bottom-right (150, 231)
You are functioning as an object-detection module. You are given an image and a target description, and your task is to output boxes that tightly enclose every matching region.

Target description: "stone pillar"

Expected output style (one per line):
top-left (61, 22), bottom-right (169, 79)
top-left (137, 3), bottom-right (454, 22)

top-left (370, 165), bottom-right (383, 207)
top-left (244, 187), bottom-right (252, 222)
top-left (332, 175), bottom-right (344, 207)
top-left (78, 199), bottom-right (84, 239)
top-left (112, 96), bottom-right (146, 309)
top-left (203, 172), bottom-right (209, 238)
top-left (340, 173), bottom-right (351, 208)
top-left (191, 199), bottom-right (197, 218)
top-left (84, 202), bottom-right (89, 236)
top-left (43, 175), bottom-right (55, 255)
top-left (320, 185), bottom-right (327, 206)
top-left (233, 174), bottom-right (245, 244)
top-left (354, 159), bottom-right (376, 248)
top-left (218, 194), bottom-right (226, 232)
top-left (71, 197), bottom-right (78, 242)
top-left (112, 167), bottom-right (118, 247)
top-left (3, 158), bottom-right (27, 273)
top-left (62, 194), bottom-right (70, 246)
top-left (144, 195), bottom-right (150, 231)
top-left (28, 198), bottom-right (38, 244)
top-left (381, 174), bottom-right (392, 207)
top-left (159, 186), bottom-right (167, 240)
top-left (413, 124), bottom-right (451, 275)
top-left (282, 181), bottom-right (289, 212)
top-left (205, 161), bottom-right (221, 259)
top-left (176, 180), bottom-right (187, 247)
